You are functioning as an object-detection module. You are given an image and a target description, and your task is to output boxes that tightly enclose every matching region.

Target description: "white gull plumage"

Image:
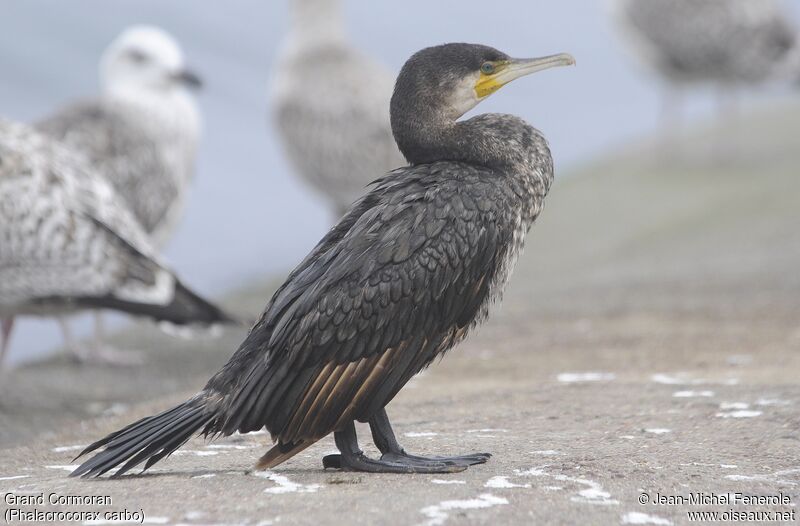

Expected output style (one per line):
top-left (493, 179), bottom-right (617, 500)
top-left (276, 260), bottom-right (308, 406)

top-left (613, 0), bottom-right (800, 87)
top-left (37, 25), bottom-right (201, 249)
top-left (0, 119), bottom-right (232, 370)
top-left (612, 0), bottom-right (800, 130)
top-left (271, 0), bottom-right (406, 217)
top-left (33, 26), bottom-right (204, 359)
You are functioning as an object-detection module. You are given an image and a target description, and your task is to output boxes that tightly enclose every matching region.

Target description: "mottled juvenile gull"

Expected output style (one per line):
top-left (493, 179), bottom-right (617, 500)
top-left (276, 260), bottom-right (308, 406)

top-left (36, 25), bottom-right (203, 355)
top-left (613, 0), bottom-right (800, 121)
top-left (0, 120), bottom-right (233, 369)
top-left (37, 25), bottom-right (201, 249)
top-left (271, 0), bottom-right (405, 218)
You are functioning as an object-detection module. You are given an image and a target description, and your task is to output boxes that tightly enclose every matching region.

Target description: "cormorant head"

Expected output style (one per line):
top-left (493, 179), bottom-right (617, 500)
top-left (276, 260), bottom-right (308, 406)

top-left (391, 43), bottom-right (574, 164)
top-left (392, 43), bottom-right (574, 122)
top-left (100, 25), bottom-right (203, 96)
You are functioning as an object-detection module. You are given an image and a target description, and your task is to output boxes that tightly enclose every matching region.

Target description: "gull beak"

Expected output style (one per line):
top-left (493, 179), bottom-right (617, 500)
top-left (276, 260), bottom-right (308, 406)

top-left (475, 53), bottom-right (575, 98)
top-left (173, 68), bottom-right (203, 90)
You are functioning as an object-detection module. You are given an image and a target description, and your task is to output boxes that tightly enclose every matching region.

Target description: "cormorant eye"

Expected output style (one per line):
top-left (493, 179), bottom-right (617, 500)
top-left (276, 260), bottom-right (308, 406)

top-left (480, 62), bottom-right (495, 75)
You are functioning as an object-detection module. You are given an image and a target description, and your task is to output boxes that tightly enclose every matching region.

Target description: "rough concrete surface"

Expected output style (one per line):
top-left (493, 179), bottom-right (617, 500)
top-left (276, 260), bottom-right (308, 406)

top-left (1, 105), bottom-right (799, 525)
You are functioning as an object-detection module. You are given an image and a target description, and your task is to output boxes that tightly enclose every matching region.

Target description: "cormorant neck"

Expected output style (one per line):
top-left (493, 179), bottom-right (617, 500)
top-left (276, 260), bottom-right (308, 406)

top-left (391, 101), bottom-right (531, 170)
top-left (288, 0), bottom-right (346, 49)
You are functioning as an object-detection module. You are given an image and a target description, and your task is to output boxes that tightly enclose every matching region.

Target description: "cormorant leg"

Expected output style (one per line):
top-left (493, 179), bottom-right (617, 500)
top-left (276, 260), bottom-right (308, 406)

top-left (322, 421), bottom-right (464, 473)
top-left (369, 408), bottom-right (491, 469)
top-left (0, 317), bottom-right (15, 373)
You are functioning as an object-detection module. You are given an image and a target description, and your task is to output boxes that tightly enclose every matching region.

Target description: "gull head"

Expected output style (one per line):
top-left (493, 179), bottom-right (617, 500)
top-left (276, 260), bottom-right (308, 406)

top-left (100, 25), bottom-right (202, 96)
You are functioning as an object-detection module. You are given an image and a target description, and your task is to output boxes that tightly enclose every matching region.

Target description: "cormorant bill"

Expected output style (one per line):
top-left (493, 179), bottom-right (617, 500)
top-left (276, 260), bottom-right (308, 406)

top-left (71, 43), bottom-right (575, 477)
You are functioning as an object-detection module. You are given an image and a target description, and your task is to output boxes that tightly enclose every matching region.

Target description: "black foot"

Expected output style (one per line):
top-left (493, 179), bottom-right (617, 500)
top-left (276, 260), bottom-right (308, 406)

top-left (322, 411), bottom-right (491, 473)
top-left (365, 407), bottom-right (491, 471)
top-left (387, 451), bottom-right (491, 467)
top-left (322, 451), bottom-right (469, 473)
top-left (324, 414), bottom-right (492, 474)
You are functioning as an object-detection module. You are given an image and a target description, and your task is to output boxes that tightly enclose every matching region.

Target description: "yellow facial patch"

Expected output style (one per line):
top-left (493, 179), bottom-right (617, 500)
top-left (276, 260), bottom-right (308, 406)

top-left (474, 61), bottom-right (510, 99)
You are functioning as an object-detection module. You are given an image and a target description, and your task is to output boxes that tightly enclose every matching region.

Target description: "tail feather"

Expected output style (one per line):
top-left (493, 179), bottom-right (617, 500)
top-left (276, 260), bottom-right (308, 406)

top-left (115, 407), bottom-right (205, 475)
top-left (88, 405), bottom-right (185, 452)
top-left (72, 216), bottom-right (242, 327)
top-left (71, 398), bottom-right (214, 478)
top-left (255, 440), bottom-right (317, 470)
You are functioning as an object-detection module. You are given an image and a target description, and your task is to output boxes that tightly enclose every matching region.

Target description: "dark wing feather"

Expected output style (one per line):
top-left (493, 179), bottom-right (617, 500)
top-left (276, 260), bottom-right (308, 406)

top-left (206, 163), bottom-right (511, 444)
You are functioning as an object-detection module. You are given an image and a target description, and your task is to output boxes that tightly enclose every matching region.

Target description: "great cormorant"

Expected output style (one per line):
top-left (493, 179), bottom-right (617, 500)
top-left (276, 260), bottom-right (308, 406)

top-left (271, 0), bottom-right (405, 218)
top-left (36, 26), bottom-right (203, 359)
top-left (71, 43), bottom-right (574, 477)
top-left (0, 119), bottom-right (234, 371)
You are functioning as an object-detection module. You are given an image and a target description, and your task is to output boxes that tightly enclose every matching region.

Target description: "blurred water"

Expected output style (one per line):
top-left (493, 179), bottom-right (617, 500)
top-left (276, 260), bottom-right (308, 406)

top-left (0, 0), bottom-right (797, 364)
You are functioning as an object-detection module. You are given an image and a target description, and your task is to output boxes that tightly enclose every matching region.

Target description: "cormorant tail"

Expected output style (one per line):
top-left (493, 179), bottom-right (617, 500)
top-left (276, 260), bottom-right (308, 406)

top-left (70, 395), bottom-right (215, 478)
top-left (75, 279), bottom-right (241, 327)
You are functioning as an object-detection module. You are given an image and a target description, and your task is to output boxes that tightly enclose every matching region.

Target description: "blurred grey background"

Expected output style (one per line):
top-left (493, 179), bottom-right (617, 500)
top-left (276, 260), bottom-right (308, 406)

top-left (1, 0), bottom-right (797, 364)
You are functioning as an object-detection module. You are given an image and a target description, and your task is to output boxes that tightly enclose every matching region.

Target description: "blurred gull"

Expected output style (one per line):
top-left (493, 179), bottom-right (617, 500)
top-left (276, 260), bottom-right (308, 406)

top-left (0, 119), bottom-right (234, 370)
top-left (271, 0), bottom-right (405, 218)
top-left (36, 26), bottom-right (203, 354)
top-left (612, 0), bottom-right (800, 124)
top-left (37, 25), bottom-right (201, 248)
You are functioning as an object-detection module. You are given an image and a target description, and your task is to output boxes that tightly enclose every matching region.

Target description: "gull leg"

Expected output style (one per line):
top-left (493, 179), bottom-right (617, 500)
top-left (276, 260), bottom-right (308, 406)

top-left (57, 314), bottom-right (141, 365)
top-left (88, 312), bottom-right (144, 366)
top-left (660, 87), bottom-right (683, 137)
top-left (714, 85), bottom-right (740, 163)
top-left (715, 85), bottom-right (739, 124)
top-left (0, 317), bottom-right (15, 373)
top-left (58, 315), bottom-right (87, 362)
top-left (94, 311), bottom-right (107, 345)
top-left (656, 87), bottom-right (686, 164)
